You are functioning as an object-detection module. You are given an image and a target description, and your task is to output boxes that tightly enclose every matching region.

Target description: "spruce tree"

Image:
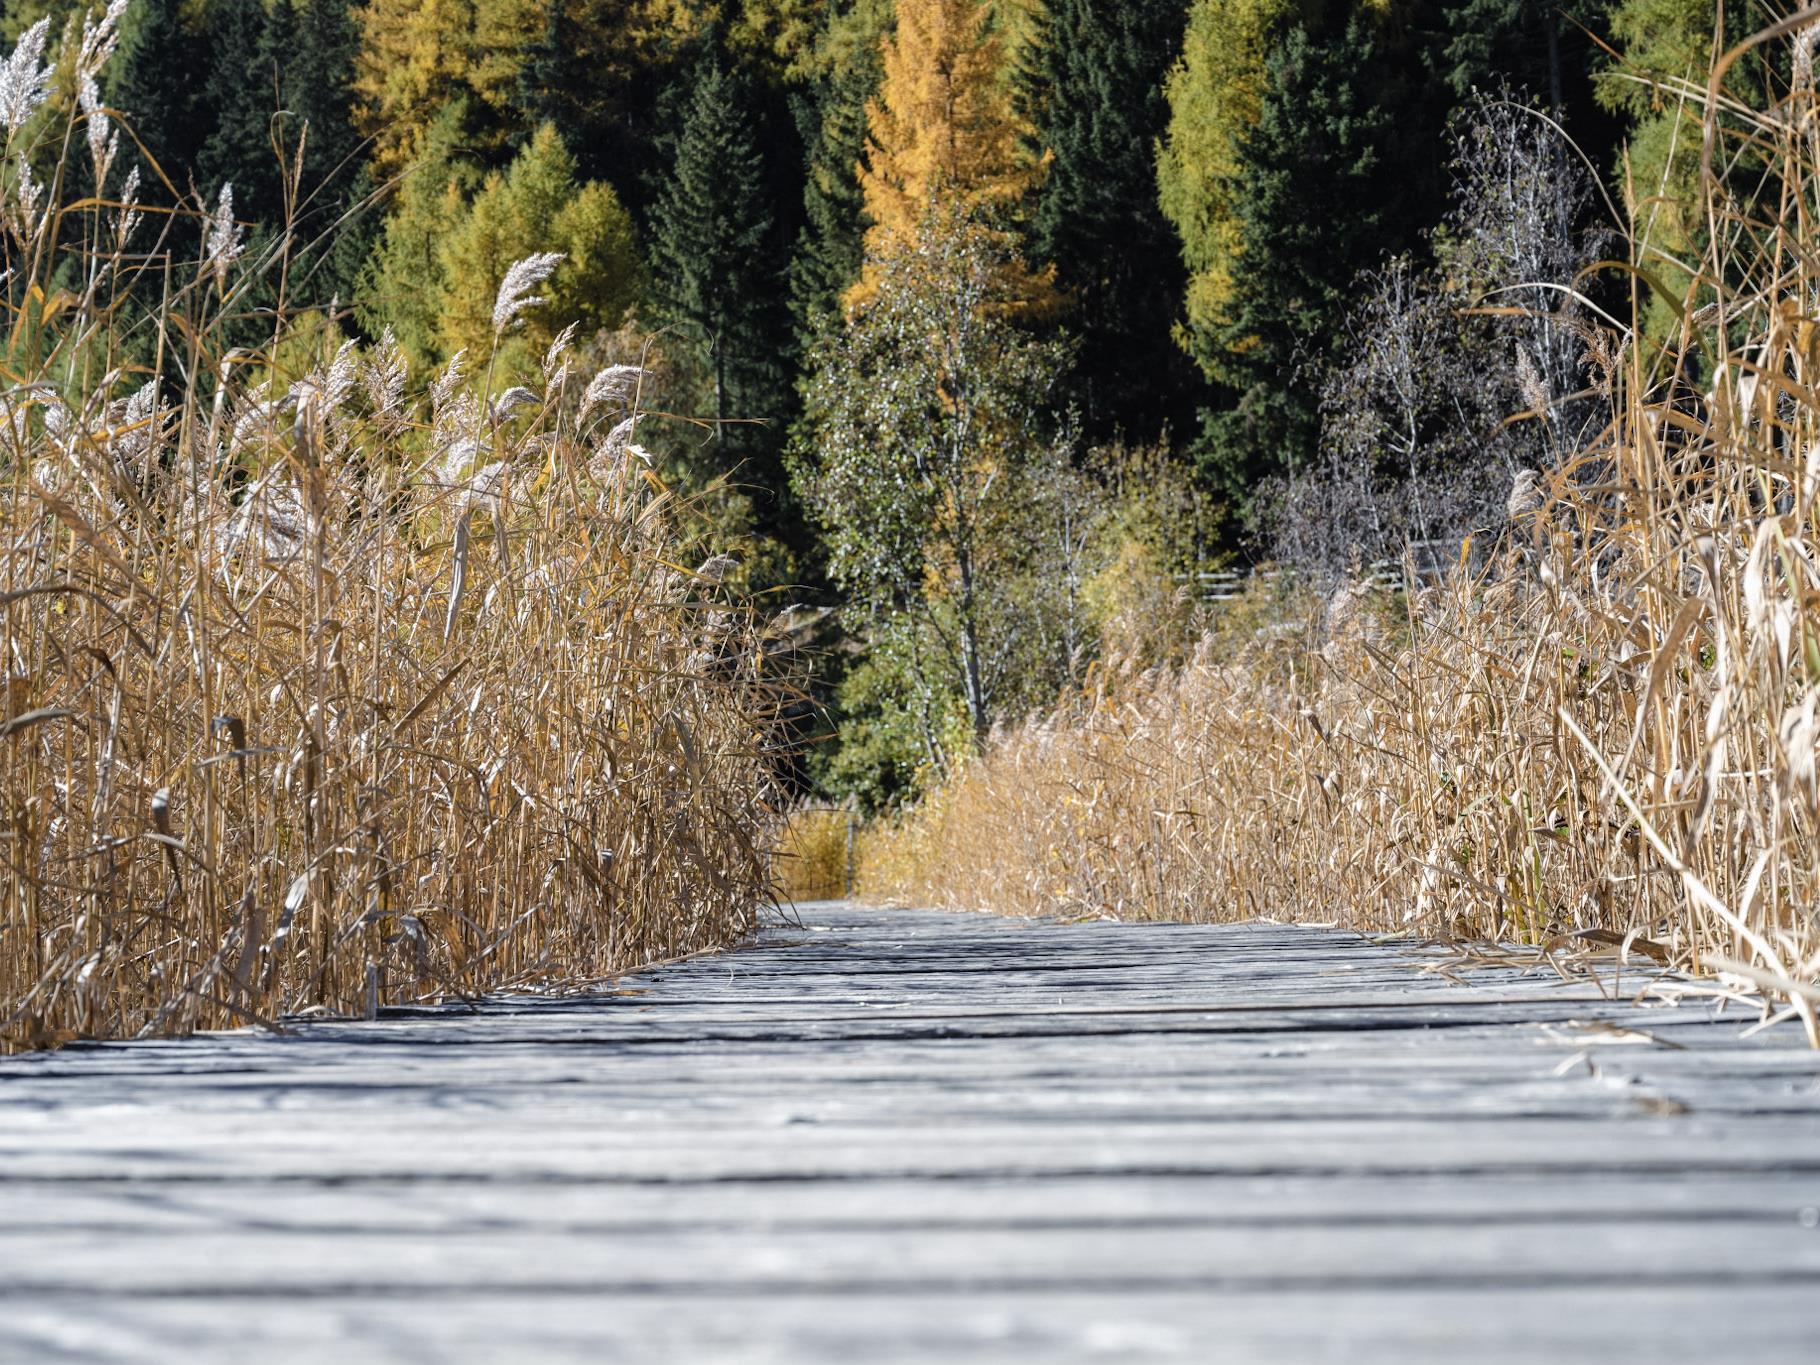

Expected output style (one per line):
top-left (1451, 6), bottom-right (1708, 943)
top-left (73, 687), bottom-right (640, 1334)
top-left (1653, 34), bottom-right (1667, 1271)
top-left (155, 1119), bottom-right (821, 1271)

top-left (291, 0), bottom-right (376, 308)
top-left (782, 0), bottom-right (891, 341)
top-left (647, 52), bottom-right (786, 473)
top-left (513, 1), bottom-right (582, 138)
top-left (1204, 13), bottom-right (1407, 502)
top-left (786, 0), bottom-right (891, 340)
top-left (1443, 0), bottom-right (1555, 105)
top-left (293, 0), bottom-right (366, 203)
top-left (110, 0), bottom-right (213, 201)
top-left (788, 14), bottom-right (884, 341)
top-left (199, 0), bottom-right (294, 227)
top-left (1436, 0), bottom-right (1622, 183)
top-left (508, 0), bottom-right (679, 190)
top-left (1021, 0), bottom-right (1197, 442)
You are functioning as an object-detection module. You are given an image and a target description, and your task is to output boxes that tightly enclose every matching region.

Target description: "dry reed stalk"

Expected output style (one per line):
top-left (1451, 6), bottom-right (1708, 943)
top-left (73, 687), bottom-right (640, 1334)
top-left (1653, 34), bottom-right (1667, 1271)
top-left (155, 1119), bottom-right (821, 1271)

top-left (771, 805), bottom-right (855, 902)
top-left (0, 17), bottom-right (781, 1050)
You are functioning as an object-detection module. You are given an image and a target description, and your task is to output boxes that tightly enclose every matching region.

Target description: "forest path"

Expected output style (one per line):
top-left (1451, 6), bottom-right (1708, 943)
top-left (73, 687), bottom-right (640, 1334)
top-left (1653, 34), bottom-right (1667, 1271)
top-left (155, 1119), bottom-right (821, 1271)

top-left (4, 902), bottom-right (1820, 1362)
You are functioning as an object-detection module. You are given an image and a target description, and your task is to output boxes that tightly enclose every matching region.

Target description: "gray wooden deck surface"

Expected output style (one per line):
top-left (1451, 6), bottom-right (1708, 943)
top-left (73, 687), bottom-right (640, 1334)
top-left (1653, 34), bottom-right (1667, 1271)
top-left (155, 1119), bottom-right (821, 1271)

top-left (4, 902), bottom-right (1820, 1363)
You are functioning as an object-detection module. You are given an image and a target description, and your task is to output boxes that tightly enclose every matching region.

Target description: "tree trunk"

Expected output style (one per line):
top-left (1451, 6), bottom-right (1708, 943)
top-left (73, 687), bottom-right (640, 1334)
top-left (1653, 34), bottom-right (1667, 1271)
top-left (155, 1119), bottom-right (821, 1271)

top-left (956, 547), bottom-right (988, 742)
top-left (714, 340), bottom-right (728, 464)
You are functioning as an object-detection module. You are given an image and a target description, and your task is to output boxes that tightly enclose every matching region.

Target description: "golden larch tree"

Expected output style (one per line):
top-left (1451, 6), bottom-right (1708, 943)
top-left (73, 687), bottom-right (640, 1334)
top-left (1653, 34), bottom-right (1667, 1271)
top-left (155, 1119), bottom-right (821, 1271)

top-left (849, 0), bottom-right (1047, 308)
top-left (353, 0), bottom-right (479, 180)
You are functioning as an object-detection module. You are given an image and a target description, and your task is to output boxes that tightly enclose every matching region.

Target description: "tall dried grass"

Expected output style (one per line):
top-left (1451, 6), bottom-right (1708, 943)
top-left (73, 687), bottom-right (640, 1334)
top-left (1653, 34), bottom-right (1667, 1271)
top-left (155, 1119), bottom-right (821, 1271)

top-left (772, 805), bottom-right (856, 903)
top-left (0, 13), bottom-right (777, 1049)
top-left (865, 18), bottom-right (1820, 1037)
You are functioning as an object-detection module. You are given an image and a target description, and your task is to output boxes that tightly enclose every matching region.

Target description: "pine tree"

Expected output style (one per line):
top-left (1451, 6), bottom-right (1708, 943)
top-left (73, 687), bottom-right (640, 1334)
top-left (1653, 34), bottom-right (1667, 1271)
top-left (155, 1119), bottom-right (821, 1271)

top-left (850, 0), bottom-right (1046, 308)
top-left (1021, 0), bottom-right (1197, 441)
top-left (1204, 13), bottom-right (1405, 500)
top-left (647, 51), bottom-right (785, 468)
top-left (199, 0), bottom-right (295, 226)
top-left (787, 0), bottom-right (890, 340)
top-left (110, 0), bottom-right (215, 204)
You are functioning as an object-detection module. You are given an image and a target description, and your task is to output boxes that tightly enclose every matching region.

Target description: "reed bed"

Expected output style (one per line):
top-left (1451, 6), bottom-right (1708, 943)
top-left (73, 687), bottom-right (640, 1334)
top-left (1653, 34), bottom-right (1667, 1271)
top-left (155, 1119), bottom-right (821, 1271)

top-left (0, 13), bottom-right (777, 1050)
top-left (771, 805), bottom-right (856, 903)
top-left (865, 19), bottom-right (1820, 1036)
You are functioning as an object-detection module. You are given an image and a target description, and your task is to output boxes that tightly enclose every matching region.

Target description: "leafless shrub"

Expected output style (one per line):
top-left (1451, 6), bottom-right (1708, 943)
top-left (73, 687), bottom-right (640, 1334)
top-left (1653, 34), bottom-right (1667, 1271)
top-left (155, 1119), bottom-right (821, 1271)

top-left (1272, 90), bottom-right (1613, 583)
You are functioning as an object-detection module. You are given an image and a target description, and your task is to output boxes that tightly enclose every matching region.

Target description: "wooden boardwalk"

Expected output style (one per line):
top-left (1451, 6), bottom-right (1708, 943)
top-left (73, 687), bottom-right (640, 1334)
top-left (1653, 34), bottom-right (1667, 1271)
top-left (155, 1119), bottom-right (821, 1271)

top-left (4, 902), bottom-right (1820, 1363)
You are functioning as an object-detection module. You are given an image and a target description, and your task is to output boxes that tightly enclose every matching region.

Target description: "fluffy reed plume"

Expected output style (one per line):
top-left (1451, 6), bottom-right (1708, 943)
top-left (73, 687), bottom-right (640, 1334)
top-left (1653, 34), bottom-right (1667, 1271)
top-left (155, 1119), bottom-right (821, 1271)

top-left (0, 21), bottom-right (778, 1050)
top-left (0, 18), bottom-right (50, 135)
top-left (867, 19), bottom-right (1820, 1037)
top-left (492, 252), bottom-right (566, 335)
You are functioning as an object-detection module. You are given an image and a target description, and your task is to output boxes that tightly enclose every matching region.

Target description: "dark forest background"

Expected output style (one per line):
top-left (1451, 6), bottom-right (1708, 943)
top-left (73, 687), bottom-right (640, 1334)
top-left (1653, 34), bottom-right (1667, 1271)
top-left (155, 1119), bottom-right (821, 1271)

top-left (0, 0), bottom-right (1735, 805)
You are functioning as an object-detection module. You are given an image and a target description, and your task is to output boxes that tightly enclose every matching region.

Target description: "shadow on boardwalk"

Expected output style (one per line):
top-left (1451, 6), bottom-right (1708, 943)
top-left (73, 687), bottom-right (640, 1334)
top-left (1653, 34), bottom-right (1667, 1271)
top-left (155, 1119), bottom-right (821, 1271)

top-left (3, 903), bottom-right (1819, 1362)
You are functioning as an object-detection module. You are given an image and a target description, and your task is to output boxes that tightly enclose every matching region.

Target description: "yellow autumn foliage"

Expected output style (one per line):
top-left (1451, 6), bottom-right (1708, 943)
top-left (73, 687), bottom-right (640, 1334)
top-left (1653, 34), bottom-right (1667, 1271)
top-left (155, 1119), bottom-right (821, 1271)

top-left (848, 0), bottom-right (1049, 310)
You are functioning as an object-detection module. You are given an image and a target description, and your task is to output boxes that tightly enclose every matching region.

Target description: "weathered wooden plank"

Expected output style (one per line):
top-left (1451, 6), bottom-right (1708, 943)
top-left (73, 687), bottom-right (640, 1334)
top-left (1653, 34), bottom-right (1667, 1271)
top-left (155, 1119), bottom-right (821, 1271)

top-left (9, 1214), bottom-right (1820, 1297)
top-left (2, 901), bottom-right (1818, 1363)
top-left (4, 1171), bottom-right (1817, 1232)
top-left (4, 1286), bottom-right (1819, 1365)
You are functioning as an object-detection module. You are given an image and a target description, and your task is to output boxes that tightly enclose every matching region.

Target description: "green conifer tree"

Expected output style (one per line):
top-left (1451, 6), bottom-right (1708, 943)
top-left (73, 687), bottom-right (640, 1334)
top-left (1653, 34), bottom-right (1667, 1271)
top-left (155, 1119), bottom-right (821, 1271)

top-left (110, 0), bottom-right (214, 201)
top-left (290, 0), bottom-right (376, 308)
top-left (513, 0), bottom-right (581, 136)
top-left (1204, 12), bottom-right (1405, 502)
top-left (509, 0), bottom-right (678, 190)
top-left (1442, 0), bottom-right (1563, 106)
top-left (787, 5), bottom-right (888, 342)
top-left (647, 50), bottom-right (787, 472)
top-left (199, 0), bottom-right (294, 225)
top-left (1021, 0), bottom-right (1197, 442)
top-left (355, 102), bottom-right (478, 366)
